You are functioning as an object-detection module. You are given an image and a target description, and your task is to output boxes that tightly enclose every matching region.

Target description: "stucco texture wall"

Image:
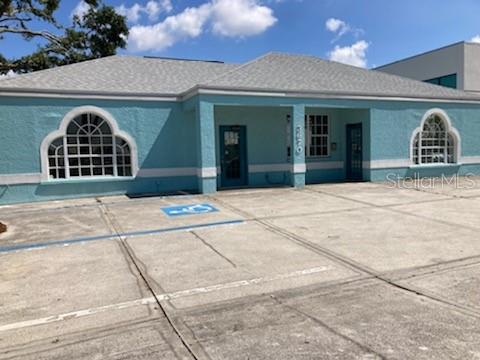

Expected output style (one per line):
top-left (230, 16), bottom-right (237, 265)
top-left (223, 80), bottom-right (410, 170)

top-left (370, 101), bottom-right (480, 160)
top-left (3, 93), bottom-right (480, 204)
top-left (369, 100), bottom-right (480, 181)
top-left (0, 97), bottom-right (197, 203)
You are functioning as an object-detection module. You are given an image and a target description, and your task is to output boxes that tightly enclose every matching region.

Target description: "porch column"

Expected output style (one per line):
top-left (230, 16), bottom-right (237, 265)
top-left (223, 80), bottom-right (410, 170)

top-left (290, 104), bottom-right (306, 188)
top-left (195, 99), bottom-right (217, 193)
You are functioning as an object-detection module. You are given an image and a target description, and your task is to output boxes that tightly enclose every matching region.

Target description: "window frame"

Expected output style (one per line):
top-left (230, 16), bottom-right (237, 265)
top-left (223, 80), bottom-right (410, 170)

top-left (305, 114), bottom-right (330, 158)
top-left (41, 106), bottom-right (137, 181)
top-left (410, 109), bottom-right (460, 166)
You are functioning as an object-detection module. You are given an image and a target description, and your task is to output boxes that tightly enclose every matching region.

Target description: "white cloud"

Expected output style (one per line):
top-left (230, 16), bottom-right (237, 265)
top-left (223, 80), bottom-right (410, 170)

top-left (116, 0), bottom-right (173, 23)
top-left (211, 0), bottom-right (277, 37)
top-left (71, 0), bottom-right (90, 19)
top-left (328, 40), bottom-right (369, 68)
top-left (325, 17), bottom-right (363, 43)
top-left (326, 18), bottom-right (348, 34)
top-left (117, 3), bottom-right (142, 23)
top-left (128, 4), bottom-right (212, 51)
top-left (471, 35), bottom-right (480, 43)
top-left (128, 0), bottom-right (277, 52)
top-left (0, 70), bottom-right (16, 79)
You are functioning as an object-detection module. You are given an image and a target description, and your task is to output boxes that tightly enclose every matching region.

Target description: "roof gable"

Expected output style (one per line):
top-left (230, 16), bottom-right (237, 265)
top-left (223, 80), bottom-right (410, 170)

top-left (200, 52), bottom-right (479, 101)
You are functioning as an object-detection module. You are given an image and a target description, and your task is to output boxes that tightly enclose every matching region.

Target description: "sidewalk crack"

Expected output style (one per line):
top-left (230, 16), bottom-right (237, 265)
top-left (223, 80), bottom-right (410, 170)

top-left (190, 231), bottom-right (237, 268)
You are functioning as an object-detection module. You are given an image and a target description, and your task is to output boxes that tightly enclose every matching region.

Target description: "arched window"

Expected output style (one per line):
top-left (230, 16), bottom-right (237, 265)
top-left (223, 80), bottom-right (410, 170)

top-left (411, 110), bottom-right (460, 165)
top-left (42, 107), bottom-right (137, 180)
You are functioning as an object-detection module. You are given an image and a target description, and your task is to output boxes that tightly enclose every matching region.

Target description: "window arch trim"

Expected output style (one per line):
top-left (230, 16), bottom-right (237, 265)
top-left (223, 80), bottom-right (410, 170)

top-left (40, 106), bottom-right (138, 181)
top-left (409, 108), bottom-right (461, 165)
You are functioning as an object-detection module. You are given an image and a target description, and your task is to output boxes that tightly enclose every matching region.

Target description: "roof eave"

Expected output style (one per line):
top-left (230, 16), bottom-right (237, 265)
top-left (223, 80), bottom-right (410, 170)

top-left (1, 84), bottom-right (479, 105)
top-left (0, 87), bottom-right (180, 101)
top-left (181, 84), bottom-right (480, 104)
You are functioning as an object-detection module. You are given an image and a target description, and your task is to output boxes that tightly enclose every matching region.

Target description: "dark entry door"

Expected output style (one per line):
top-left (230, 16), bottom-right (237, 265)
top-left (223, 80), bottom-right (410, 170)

top-left (346, 123), bottom-right (363, 180)
top-left (220, 125), bottom-right (247, 188)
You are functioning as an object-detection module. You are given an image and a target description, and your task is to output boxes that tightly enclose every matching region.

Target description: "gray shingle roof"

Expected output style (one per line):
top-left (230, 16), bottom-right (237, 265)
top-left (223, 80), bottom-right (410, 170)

top-left (0, 52), bottom-right (479, 102)
top-left (201, 52), bottom-right (480, 101)
top-left (0, 55), bottom-right (238, 96)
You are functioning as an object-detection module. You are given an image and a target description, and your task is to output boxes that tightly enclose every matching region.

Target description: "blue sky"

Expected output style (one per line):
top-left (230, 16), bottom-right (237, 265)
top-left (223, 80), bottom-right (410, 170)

top-left (3, 0), bottom-right (480, 69)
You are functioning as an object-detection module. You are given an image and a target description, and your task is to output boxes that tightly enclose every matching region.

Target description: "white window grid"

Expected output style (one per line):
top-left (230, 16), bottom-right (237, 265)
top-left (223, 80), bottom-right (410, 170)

top-left (306, 115), bottom-right (329, 157)
top-left (47, 113), bottom-right (132, 179)
top-left (412, 115), bottom-right (455, 165)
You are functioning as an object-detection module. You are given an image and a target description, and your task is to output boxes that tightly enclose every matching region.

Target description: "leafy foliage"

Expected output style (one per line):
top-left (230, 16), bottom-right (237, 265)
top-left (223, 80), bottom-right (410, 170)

top-left (0, 0), bottom-right (128, 74)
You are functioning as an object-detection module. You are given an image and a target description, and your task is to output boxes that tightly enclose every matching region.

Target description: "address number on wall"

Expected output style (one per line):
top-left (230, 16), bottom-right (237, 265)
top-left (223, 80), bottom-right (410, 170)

top-left (295, 125), bottom-right (303, 155)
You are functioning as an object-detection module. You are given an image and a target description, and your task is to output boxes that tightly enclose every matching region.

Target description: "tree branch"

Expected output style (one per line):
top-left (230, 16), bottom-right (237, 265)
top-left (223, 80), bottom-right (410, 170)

top-left (0, 27), bottom-right (61, 44)
top-left (0, 16), bottom-right (32, 23)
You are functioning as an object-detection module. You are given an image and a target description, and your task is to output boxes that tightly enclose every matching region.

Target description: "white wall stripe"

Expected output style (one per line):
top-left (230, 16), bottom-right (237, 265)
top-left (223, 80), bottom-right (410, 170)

top-left (197, 167), bottom-right (218, 178)
top-left (363, 159), bottom-right (411, 169)
top-left (460, 156), bottom-right (480, 165)
top-left (363, 157), bottom-right (480, 169)
top-left (0, 173), bottom-right (42, 185)
top-left (249, 162), bottom-right (344, 173)
top-left (6, 158), bottom-right (479, 186)
top-left (292, 163), bottom-right (307, 173)
top-left (306, 161), bottom-right (344, 170)
top-left (137, 167), bottom-right (197, 177)
top-left (248, 164), bottom-right (290, 173)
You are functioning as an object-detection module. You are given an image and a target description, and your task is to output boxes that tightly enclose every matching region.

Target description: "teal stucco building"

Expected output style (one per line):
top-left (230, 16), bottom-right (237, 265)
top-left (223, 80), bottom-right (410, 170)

top-left (1, 52), bottom-right (480, 204)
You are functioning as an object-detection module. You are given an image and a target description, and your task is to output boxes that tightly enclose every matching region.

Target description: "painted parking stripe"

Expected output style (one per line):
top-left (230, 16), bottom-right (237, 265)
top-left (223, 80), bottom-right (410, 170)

top-left (0, 219), bottom-right (244, 254)
top-left (0, 266), bottom-right (332, 333)
top-left (0, 297), bottom-right (158, 333)
top-left (156, 266), bottom-right (334, 300)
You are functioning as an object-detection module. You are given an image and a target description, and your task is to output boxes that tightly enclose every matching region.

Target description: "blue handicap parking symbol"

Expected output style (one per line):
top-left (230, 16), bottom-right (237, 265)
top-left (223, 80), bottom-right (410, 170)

top-left (161, 203), bottom-right (219, 217)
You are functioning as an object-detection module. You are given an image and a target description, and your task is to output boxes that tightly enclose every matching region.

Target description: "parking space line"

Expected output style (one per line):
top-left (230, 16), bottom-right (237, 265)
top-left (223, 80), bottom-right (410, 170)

top-left (0, 219), bottom-right (244, 254)
top-left (0, 297), bottom-right (158, 333)
top-left (156, 266), bottom-right (333, 300)
top-left (0, 266), bottom-right (332, 333)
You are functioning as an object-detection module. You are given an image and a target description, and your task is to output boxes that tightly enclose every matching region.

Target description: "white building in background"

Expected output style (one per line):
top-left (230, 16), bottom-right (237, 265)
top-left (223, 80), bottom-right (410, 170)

top-left (376, 41), bottom-right (480, 94)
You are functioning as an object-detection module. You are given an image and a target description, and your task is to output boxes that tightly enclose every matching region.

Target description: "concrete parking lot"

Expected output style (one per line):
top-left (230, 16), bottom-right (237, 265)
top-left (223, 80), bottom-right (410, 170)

top-left (1, 178), bottom-right (480, 359)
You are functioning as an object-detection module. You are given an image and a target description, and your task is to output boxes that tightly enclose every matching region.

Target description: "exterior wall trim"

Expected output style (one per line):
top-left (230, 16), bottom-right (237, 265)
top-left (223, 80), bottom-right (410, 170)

top-left (186, 88), bottom-right (480, 104)
top-left (0, 90), bottom-right (179, 102)
top-left (460, 156), bottom-right (480, 164)
top-left (137, 167), bottom-right (197, 177)
top-left (0, 173), bottom-right (42, 185)
top-left (248, 164), bottom-right (290, 173)
top-left (363, 159), bottom-right (411, 169)
top-left (4, 86), bottom-right (480, 105)
top-left (306, 161), bottom-right (344, 170)
top-left (292, 163), bottom-right (307, 174)
top-left (197, 167), bottom-right (218, 178)
top-left (248, 162), bottom-right (345, 173)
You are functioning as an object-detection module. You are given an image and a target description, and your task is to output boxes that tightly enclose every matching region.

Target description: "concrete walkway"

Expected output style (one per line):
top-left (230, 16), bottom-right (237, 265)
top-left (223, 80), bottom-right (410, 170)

top-left (1, 179), bottom-right (480, 359)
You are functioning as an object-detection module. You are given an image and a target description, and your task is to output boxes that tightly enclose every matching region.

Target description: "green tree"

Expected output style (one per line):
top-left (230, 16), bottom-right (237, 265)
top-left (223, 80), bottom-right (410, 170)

top-left (0, 0), bottom-right (128, 74)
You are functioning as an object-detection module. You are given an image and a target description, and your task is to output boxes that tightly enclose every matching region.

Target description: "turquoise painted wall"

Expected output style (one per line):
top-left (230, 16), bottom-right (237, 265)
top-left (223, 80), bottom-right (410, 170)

top-left (215, 105), bottom-right (289, 165)
top-left (214, 105), bottom-right (290, 187)
top-left (3, 92), bottom-right (480, 204)
top-left (370, 102), bottom-right (480, 160)
top-left (369, 101), bottom-right (480, 181)
top-left (0, 96), bottom-right (198, 204)
top-left (0, 96), bottom-right (198, 172)
top-left (213, 105), bottom-right (370, 186)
